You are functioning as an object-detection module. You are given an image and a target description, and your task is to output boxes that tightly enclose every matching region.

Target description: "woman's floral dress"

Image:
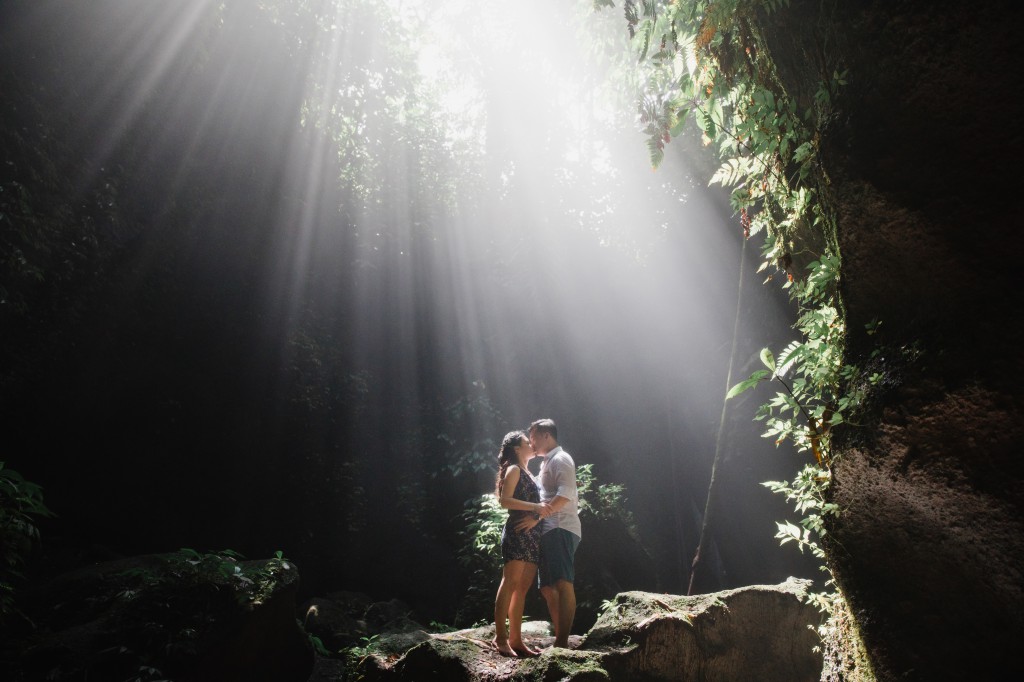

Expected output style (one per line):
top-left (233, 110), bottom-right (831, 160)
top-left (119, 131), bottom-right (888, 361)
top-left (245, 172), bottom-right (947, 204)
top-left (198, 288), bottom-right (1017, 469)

top-left (500, 470), bottom-right (541, 564)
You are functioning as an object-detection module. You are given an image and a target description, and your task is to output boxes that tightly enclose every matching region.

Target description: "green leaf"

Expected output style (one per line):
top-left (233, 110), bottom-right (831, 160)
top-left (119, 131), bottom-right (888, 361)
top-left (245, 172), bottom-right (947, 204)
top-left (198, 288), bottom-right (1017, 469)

top-left (697, 107), bottom-right (715, 138)
top-left (793, 141), bottom-right (813, 163)
top-left (669, 109), bottom-right (689, 137)
top-left (726, 369), bottom-right (770, 399)
top-left (759, 347), bottom-right (776, 372)
top-left (776, 341), bottom-right (804, 377)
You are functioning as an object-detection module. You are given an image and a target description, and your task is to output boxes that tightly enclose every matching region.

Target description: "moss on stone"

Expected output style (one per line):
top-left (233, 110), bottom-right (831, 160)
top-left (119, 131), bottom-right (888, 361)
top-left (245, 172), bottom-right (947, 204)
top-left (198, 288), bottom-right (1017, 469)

top-left (510, 649), bottom-right (609, 682)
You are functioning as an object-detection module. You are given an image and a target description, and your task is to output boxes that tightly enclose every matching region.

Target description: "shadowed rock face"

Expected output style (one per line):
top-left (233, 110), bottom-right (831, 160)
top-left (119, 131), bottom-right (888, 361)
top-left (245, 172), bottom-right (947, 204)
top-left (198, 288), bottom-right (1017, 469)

top-left (352, 578), bottom-right (821, 681)
top-left (760, 2), bottom-right (1024, 679)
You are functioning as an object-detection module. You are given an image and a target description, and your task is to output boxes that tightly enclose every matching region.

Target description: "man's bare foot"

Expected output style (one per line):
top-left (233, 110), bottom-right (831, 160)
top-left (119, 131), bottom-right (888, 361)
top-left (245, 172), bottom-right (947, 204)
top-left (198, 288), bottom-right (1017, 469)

top-left (491, 639), bottom-right (517, 657)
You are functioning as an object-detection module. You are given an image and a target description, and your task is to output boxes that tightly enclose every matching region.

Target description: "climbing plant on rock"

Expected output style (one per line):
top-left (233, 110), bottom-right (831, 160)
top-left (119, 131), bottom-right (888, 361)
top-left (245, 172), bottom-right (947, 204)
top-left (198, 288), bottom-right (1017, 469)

top-left (604, 0), bottom-right (877, 670)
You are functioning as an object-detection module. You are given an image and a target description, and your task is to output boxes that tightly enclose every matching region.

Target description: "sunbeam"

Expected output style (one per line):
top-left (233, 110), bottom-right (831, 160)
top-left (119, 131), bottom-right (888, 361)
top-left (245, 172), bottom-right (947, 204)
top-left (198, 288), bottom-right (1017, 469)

top-left (1, 0), bottom-right (812, 626)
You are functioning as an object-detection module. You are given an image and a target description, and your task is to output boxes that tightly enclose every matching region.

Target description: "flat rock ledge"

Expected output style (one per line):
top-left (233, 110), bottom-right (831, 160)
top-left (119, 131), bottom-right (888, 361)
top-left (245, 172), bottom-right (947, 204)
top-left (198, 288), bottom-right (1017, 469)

top-left (349, 578), bottom-right (822, 682)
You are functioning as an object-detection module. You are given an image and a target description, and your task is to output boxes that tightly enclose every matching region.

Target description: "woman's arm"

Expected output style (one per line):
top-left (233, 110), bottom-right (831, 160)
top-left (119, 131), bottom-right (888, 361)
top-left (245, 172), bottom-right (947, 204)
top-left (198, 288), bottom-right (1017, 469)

top-left (498, 466), bottom-right (545, 513)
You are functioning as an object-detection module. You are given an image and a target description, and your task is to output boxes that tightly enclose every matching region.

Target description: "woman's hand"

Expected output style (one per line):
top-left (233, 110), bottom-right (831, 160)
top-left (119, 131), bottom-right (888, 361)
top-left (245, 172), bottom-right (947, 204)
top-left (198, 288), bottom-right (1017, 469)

top-left (535, 502), bottom-right (554, 518)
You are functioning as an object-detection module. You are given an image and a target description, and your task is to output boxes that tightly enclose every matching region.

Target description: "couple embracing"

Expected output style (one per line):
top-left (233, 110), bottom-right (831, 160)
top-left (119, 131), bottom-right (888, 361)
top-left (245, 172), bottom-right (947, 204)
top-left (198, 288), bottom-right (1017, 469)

top-left (493, 418), bottom-right (581, 656)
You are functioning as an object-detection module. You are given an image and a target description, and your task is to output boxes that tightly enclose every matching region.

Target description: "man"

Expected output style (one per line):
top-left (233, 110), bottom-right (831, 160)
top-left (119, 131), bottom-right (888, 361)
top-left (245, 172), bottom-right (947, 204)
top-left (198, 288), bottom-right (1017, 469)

top-left (517, 418), bottom-right (581, 648)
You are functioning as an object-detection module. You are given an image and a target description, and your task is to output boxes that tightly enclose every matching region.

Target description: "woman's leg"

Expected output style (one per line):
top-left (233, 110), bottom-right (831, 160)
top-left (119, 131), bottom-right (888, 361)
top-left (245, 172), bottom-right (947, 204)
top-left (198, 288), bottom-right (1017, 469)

top-left (509, 562), bottom-right (540, 655)
top-left (494, 560), bottom-right (527, 656)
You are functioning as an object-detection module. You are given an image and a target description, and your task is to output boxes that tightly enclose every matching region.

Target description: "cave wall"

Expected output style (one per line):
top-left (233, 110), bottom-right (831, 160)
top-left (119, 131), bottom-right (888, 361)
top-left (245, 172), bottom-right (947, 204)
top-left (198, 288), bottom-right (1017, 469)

top-left (763, 2), bottom-right (1024, 679)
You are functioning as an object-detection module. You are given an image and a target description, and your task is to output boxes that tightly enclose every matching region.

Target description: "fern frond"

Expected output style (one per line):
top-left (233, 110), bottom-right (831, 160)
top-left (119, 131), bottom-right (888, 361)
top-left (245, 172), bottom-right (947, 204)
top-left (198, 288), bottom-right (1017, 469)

top-left (776, 340), bottom-right (805, 377)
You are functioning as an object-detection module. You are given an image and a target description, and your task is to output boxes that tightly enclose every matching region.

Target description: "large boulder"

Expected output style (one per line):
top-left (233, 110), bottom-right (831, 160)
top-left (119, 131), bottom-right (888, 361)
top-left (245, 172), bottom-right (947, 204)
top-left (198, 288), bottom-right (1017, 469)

top-left (587, 578), bottom-right (821, 681)
top-left (354, 622), bottom-right (597, 682)
top-left (347, 578), bottom-right (820, 681)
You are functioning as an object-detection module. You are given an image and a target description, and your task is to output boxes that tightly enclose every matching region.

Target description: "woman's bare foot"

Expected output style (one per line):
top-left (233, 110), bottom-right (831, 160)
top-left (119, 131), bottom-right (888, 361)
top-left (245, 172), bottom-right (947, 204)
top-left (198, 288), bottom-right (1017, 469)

top-left (509, 640), bottom-right (540, 657)
top-left (492, 639), bottom-right (517, 657)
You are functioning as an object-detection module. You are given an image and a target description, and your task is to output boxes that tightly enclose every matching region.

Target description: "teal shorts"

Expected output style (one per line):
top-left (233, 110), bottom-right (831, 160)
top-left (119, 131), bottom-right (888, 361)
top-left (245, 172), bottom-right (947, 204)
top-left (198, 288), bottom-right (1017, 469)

top-left (538, 528), bottom-right (581, 588)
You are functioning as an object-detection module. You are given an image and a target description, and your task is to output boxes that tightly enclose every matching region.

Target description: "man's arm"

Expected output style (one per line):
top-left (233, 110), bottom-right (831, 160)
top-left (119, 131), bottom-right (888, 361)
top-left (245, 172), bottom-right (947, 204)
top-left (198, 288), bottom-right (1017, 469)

top-left (544, 495), bottom-right (571, 513)
top-left (548, 455), bottom-right (577, 513)
top-left (514, 514), bottom-right (541, 533)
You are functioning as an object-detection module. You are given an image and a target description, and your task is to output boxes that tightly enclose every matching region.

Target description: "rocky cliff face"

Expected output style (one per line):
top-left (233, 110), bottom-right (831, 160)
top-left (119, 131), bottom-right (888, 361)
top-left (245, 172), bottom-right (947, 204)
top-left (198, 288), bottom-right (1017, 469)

top-left (762, 2), bottom-right (1024, 679)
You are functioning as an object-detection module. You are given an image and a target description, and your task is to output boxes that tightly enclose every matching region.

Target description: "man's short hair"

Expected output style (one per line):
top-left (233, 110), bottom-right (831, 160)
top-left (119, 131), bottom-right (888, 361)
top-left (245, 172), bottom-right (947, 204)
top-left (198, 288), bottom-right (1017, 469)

top-left (529, 418), bottom-right (558, 442)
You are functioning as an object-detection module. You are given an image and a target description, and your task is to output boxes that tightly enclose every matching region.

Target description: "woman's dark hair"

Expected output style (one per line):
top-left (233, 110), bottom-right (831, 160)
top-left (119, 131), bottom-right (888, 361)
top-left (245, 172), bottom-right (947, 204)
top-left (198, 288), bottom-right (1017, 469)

top-left (495, 430), bottom-right (527, 497)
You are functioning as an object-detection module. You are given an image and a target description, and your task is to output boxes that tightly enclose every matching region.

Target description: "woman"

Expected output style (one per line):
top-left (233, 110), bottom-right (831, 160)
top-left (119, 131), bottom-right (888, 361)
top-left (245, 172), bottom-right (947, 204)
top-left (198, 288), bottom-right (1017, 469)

top-left (493, 430), bottom-right (546, 657)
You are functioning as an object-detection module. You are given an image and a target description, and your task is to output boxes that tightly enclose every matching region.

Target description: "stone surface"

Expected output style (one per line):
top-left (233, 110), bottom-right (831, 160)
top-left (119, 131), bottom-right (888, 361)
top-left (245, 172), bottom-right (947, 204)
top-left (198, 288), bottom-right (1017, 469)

top-left (346, 579), bottom-right (820, 681)
top-left (587, 578), bottom-right (821, 682)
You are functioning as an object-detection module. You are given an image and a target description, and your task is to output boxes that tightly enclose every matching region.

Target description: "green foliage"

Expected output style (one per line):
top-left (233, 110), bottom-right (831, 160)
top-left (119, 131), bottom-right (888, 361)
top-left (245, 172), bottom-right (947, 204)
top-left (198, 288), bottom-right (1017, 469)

top-left (613, 0), bottom-right (874, 654)
top-left (727, 311), bottom-right (879, 467)
top-left (279, 0), bottom-right (483, 216)
top-left (763, 465), bottom-right (838, 561)
top-left (458, 493), bottom-right (507, 570)
top-left (0, 103), bottom-right (122, 323)
top-left (120, 548), bottom-right (295, 609)
top-left (576, 463), bottom-right (639, 537)
top-left (309, 633), bottom-right (331, 656)
top-left (0, 462), bottom-right (53, 621)
top-left (343, 633), bottom-right (381, 670)
top-left (597, 596), bottom-right (621, 620)
top-left (617, 0), bottom-right (851, 516)
top-left (454, 493), bottom-right (506, 624)
top-left (437, 391), bottom-right (505, 478)
top-left (614, 0), bottom-right (841, 274)
top-left (17, 548), bottom-right (300, 679)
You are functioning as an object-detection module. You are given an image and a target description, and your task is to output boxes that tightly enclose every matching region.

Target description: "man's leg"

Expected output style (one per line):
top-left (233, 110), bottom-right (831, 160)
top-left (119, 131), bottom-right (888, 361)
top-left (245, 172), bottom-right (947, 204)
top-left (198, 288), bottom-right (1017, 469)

top-left (553, 579), bottom-right (576, 648)
top-left (538, 529), bottom-right (580, 648)
top-left (540, 584), bottom-right (561, 642)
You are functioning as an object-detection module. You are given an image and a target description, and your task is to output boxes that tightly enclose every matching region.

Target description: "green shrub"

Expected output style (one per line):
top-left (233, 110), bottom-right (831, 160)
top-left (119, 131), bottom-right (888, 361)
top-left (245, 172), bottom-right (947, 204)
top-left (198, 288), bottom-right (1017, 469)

top-left (0, 462), bottom-right (53, 621)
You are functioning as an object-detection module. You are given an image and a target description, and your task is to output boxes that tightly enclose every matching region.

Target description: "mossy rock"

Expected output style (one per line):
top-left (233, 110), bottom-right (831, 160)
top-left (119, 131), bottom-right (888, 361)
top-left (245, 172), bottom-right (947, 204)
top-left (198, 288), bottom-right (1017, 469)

top-left (347, 579), bottom-right (820, 681)
top-left (509, 649), bottom-right (609, 682)
top-left (589, 578), bottom-right (822, 682)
